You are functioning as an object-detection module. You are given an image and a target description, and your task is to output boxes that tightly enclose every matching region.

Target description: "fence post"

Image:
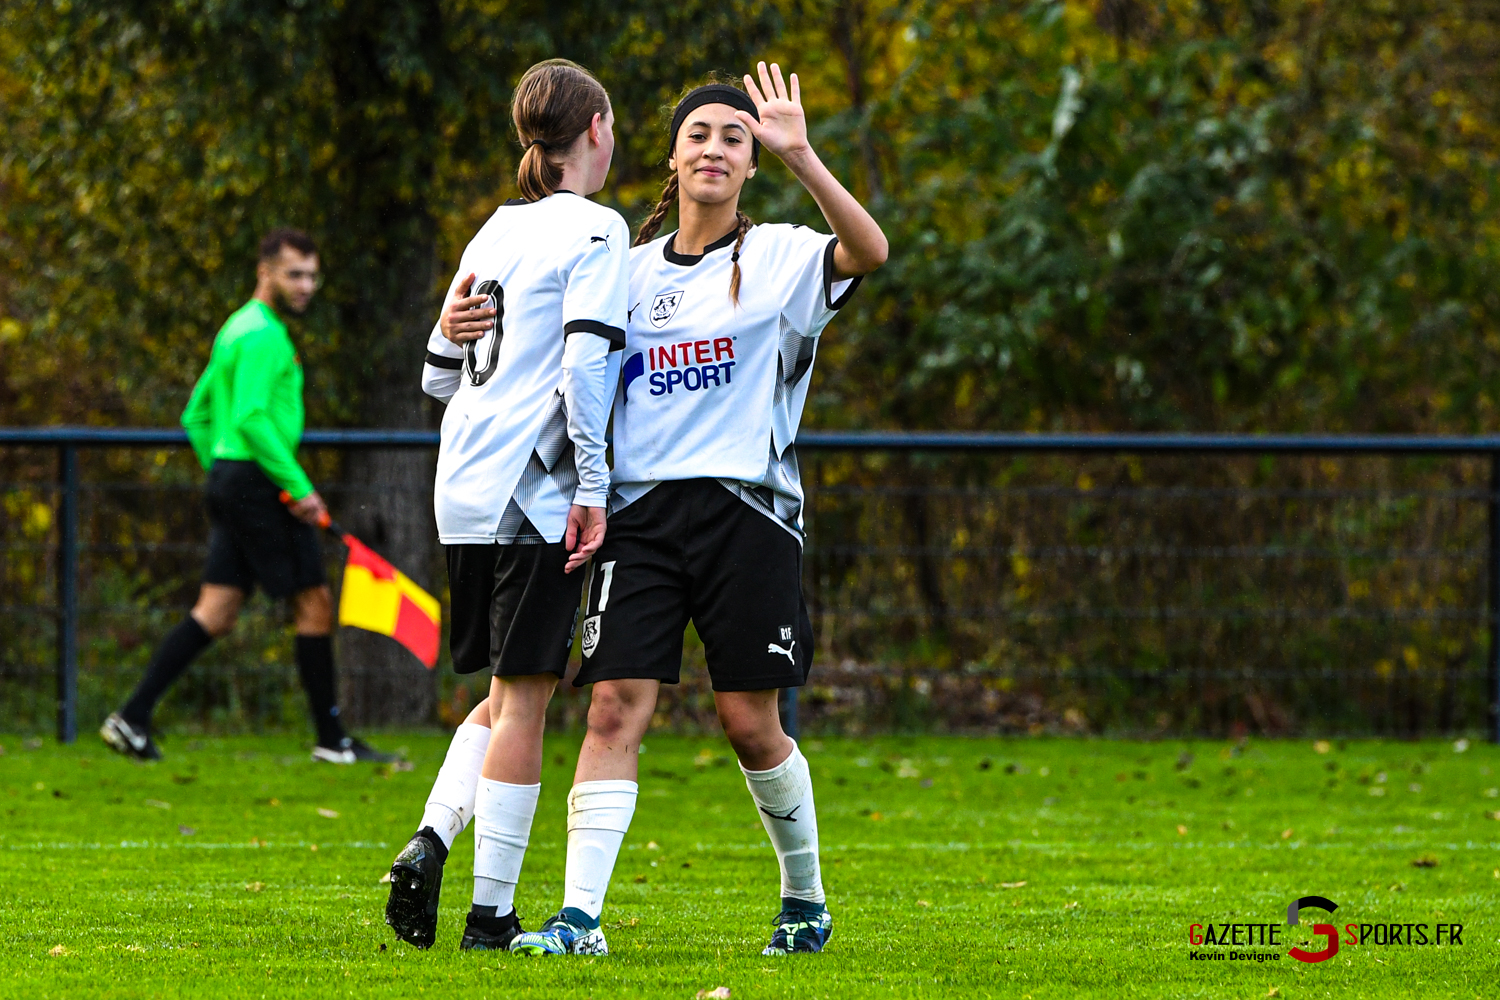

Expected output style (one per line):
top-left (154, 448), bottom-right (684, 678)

top-left (1490, 452), bottom-right (1500, 744)
top-left (56, 444), bottom-right (79, 744)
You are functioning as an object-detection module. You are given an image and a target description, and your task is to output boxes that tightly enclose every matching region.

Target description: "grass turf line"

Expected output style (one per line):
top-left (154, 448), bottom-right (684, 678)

top-left (1, 733), bottom-right (1496, 999)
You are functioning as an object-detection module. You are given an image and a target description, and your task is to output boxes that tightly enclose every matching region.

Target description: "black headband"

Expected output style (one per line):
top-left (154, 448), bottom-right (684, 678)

top-left (669, 84), bottom-right (760, 164)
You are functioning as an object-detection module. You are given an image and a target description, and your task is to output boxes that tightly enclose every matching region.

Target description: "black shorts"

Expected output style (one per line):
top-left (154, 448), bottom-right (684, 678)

top-left (446, 541), bottom-right (585, 677)
top-left (202, 460), bottom-right (326, 599)
top-left (575, 478), bottom-right (814, 692)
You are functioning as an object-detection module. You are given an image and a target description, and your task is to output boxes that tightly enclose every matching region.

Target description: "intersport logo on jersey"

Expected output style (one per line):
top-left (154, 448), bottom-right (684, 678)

top-left (1186, 895), bottom-right (1466, 964)
top-left (621, 338), bottom-right (738, 401)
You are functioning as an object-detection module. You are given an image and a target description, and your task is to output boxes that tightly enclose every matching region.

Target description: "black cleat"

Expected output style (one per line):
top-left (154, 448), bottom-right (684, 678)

top-left (386, 833), bottom-right (444, 948)
top-left (460, 909), bottom-right (524, 951)
top-left (100, 713), bottom-right (162, 761)
top-left (313, 736), bottom-right (398, 764)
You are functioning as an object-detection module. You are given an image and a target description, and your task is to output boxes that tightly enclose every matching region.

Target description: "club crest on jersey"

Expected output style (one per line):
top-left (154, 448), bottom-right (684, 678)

top-left (650, 290), bottom-right (684, 328)
top-left (581, 615), bottom-right (601, 658)
top-left (780, 625), bottom-right (794, 641)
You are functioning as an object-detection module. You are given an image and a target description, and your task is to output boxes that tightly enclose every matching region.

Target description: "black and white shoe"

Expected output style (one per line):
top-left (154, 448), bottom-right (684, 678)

top-left (460, 909), bottom-right (524, 952)
top-left (311, 736), bottom-right (397, 764)
top-left (99, 713), bottom-right (161, 761)
top-left (386, 832), bottom-right (445, 948)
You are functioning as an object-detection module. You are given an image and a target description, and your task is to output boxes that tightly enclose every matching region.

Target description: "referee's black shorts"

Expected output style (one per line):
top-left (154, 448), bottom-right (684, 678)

top-left (201, 460), bottom-right (326, 599)
top-left (446, 541), bottom-right (585, 678)
top-left (574, 478), bottom-right (814, 692)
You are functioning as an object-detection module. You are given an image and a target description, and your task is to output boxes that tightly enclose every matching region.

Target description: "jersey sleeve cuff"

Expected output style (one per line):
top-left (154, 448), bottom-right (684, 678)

top-left (425, 351), bottom-right (464, 370)
top-left (822, 237), bottom-right (864, 311)
top-left (571, 486), bottom-right (611, 508)
top-left (563, 319), bottom-right (626, 350)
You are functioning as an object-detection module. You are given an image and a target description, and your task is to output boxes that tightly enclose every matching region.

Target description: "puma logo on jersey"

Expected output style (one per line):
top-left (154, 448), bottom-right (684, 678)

top-left (650, 290), bottom-right (684, 328)
top-left (590, 234), bottom-right (612, 251)
top-left (767, 640), bottom-right (796, 663)
top-left (759, 804), bottom-right (800, 823)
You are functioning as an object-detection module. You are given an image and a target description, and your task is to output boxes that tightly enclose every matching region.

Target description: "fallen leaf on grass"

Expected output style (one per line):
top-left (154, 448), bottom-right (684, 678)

top-left (1485, 811), bottom-right (1500, 821)
top-left (916, 900), bottom-right (930, 907)
top-left (869, 812), bottom-right (882, 821)
top-left (1064, 901), bottom-right (1079, 909)
top-left (178, 826), bottom-right (195, 836)
top-left (317, 808), bottom-right (339, 819)
top-left (1411, 856), bottom-right (1438, 868)
top-left (309, 844), bottom-right (318, 852)
top-left (245, 882), bottom-right (265, 892)
top-left (1000, 881), bottom-right (1027, 889)
top-left (634, 875), bottom-right (647, 883)
top-left (1281, 829), bottom-right (1293, 840)
top-left (696, 988), bottom-right (731, 999)
top-left (48, 945), bottom-right (69, 957)
top-left (1266, 988), bottom-right (1281, 998)
top-left (145, 799), bottom-right (171, 810)
top-left (267, 798), bottom-right (280, 807)
top-left (1313, 741), bottom-right (1331, 754)
top-left (1176, 825), bottom-right (1187, 836)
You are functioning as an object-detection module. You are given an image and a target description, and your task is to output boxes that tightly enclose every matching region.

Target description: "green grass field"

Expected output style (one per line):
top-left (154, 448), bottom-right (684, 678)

top-left (2, 731), bottom-right (1496, 999)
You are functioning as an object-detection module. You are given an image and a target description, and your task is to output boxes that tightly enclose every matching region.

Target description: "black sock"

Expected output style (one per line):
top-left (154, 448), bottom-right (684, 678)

top-left (416, 826), bottom-right (449, 865)
top-left (295, 635), bottom-right (347, 747)
top-left (469, 904), bottom-right (499, 920)
top-left (120, 617), bottom-right (213, 727)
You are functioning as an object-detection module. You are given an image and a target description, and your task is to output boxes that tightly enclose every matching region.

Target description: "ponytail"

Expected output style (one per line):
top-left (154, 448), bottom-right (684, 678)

top-left (512, 60), bottom-right (610, 203)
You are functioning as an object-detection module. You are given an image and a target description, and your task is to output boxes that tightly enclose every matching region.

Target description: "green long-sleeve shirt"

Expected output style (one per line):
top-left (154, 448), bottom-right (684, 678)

top-left (180, 299), bottom-right (314, 500)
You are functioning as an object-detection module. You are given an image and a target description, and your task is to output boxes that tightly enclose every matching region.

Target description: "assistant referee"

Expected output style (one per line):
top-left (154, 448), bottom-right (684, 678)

top-left (101, 229), bottom-right (392, 764)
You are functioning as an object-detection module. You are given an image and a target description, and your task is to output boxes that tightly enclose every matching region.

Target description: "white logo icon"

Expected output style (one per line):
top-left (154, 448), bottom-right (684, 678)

top-left (767, 641), bottom-right (796, 664)
top-left (650, 290), bottom-right (684, 328)
top-left (581, 615), bottom-right (601, 657)
top-left (779, 625), bottom-right (794, 641)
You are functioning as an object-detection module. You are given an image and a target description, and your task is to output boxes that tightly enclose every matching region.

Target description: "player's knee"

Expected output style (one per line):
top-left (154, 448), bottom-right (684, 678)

top-left (586, 687), bottom-right (644, 742)
top-left (293, 585), bottom-right (334, 633)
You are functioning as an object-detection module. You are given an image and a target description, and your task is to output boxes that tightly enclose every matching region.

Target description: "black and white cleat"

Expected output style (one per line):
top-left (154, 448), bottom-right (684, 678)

top-left (99, 713), bottom-right (162, 761)
top-left (312, 736), bottom-right (398, 764)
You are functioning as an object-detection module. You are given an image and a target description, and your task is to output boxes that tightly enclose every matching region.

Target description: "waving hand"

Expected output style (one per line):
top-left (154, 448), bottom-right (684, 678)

top-left (736, 62), bottom-right (809, 161)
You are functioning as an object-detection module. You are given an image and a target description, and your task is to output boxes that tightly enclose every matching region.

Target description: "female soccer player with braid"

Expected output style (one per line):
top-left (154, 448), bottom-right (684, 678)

top-left (508, 62), bottom-right (887, 957)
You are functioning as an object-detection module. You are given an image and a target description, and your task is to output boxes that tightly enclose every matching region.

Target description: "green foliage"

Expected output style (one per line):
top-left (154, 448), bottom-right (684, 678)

top-left (2, 734), bottom-right (1497, 997)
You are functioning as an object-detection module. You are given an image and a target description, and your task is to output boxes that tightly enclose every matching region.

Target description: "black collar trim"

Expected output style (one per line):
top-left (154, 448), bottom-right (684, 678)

top-left (663, 226), bottom-right (742, 266)
top-left (505, 190), bottom-right (578, 207)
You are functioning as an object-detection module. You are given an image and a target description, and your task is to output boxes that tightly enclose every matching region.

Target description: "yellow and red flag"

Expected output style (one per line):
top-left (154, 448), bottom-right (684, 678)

top-left (336, 535), bottom-right (441, 668)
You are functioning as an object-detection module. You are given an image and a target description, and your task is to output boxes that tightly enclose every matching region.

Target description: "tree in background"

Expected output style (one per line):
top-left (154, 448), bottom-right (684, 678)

top-left (0, 0), bottom-right (776, 724)
top-left (5, 0), bottom-right (1500, 725)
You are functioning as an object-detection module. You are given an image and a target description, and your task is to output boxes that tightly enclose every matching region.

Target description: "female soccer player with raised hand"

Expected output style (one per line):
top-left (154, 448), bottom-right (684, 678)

top-left (509, 62), bottom-right (887, 958)
top-left (383, 58), bottom-right (628, 953)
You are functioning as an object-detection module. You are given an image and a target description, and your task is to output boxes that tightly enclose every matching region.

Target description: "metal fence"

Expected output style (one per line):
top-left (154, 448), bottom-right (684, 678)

top-left (3, 427), bottom-right (1499, 742)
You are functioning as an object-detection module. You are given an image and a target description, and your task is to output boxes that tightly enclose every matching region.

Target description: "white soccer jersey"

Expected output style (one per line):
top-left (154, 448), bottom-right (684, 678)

top-left (611, 223), bottom-right (861, 538)
top-left (422, 192), bottom-right (629, 545)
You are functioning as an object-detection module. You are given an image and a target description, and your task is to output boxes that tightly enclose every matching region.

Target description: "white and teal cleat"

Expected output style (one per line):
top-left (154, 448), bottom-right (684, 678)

top-left (762, 907), bottom-right (832, 955)
top-left (509, 910), bottom-right (608, 956)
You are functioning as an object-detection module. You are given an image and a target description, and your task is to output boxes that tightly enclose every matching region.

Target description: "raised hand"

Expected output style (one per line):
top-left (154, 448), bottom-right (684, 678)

top-left (441, 272), bottom-right (496, 345)
top-left (737, 61), bottom-right (809, 161)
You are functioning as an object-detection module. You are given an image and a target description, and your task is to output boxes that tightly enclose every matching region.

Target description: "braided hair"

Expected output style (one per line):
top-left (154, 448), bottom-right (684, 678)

top-left (634, 174), bottom-right (756, 307)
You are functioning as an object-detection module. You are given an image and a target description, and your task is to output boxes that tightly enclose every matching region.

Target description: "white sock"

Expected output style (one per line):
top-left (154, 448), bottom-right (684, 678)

top-left (472, 778), bottom-right (541, 913)
top-left (742, 742), bottom-right (825, 905)
top-left (560, 780), bottom-right (638, 921)
top-left (418, 722), bottom-right (490, 850)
